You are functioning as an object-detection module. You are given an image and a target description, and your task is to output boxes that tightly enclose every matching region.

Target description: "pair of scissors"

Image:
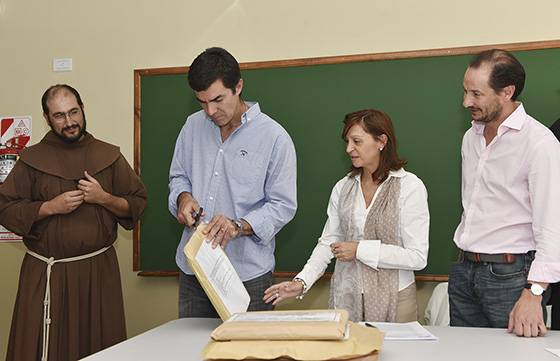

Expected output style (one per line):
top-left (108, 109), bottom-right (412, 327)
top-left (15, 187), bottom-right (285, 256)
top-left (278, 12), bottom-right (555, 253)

top-left (192, 207), bottom-right (204, 227)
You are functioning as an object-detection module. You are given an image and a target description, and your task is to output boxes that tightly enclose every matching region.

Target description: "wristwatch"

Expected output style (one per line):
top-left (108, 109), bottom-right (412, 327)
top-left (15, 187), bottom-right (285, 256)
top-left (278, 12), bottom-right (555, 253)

top-left (525, 282), bottom-right (545, 296)
top-left (231, 219), bottom-right (243, 237)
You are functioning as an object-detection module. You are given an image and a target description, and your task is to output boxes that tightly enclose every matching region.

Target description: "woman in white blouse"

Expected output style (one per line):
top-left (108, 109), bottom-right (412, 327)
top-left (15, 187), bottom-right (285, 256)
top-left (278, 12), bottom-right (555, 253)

top-left (264, 108), bottom-right (429, 322)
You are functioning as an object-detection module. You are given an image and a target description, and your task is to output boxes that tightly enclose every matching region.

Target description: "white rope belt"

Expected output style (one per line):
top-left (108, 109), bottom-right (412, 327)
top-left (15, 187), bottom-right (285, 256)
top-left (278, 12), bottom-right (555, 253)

top-left (26, 245), bottom-right (112, 361)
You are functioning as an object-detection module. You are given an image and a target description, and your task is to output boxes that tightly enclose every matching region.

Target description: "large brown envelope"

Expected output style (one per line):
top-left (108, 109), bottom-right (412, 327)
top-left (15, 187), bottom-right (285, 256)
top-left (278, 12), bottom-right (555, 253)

top-left (202, 321), bottom-right (383, 361)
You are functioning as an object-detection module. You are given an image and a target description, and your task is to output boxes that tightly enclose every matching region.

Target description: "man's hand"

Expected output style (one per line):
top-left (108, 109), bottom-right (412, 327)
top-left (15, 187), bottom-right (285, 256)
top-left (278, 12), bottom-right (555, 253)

top-left (78, 171), bottom-right (109, 205)
top-left (263, 281), bottom-right (303, 305)
top-left (507, 288), bottom-right (547, 337)
top-left (330, 241), bottom-right (358, 262)
top-left (203, 215), bottom-right (237, 249)
top-left (41, 190), bottom-right (85, 216)
top-left (176, 192), bottom-right (201, 227)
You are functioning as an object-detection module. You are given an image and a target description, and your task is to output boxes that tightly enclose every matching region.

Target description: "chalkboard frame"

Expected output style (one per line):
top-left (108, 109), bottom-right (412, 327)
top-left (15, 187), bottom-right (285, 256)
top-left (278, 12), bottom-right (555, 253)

top-left (133, 39), bottom-right (560, 281)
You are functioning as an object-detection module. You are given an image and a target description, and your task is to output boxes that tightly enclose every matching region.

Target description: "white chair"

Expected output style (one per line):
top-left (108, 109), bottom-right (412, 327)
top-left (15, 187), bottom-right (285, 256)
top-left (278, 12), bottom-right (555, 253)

top-left (424, 282), bottom-right (450, 326)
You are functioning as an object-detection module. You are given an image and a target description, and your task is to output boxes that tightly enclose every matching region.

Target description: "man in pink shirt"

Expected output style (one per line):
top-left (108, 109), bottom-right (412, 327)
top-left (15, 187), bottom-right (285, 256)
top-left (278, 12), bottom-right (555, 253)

top-left (449, 49), bottom-right (560, 337)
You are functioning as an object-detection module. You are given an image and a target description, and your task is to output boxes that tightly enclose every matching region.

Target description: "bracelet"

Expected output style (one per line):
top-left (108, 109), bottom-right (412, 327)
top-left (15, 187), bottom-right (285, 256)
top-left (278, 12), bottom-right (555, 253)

top-left (293, 278), bottom-right (307, 300)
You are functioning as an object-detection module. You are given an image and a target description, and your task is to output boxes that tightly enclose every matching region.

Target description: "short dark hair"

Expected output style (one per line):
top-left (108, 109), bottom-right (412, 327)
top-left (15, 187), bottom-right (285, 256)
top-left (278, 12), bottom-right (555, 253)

top-left (187, 47), bottom-right (241, 93)
top-left (469, 49), bottom-right (526, 100)
top-left (41, 84), bottom-right (84, 114)
top-left (342, 109), bottom-right (407, 183)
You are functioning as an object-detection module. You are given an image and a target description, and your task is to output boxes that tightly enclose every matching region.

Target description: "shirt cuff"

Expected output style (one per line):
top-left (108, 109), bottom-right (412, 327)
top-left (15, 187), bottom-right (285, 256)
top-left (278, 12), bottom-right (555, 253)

top-left (168, 188), bottom-right (190, 216)
top-left (116, 194), bottom-right (146, 230)
top-left (294, 272), bottom-right (315, 291)
top-left (356, 240), bottom-right (381, 270)
top-left (242, 212), bottom-right (274, 244)
top-left (528, 261), bottom-right (560, 284)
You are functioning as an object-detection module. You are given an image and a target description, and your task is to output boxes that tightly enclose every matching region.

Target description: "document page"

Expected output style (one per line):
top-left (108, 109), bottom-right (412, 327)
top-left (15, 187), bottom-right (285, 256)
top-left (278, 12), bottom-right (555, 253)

top-left (195, 240), bottom-right (250, 315)
top-left (228, 311), bottom-right (341, 323)
top-left (361, 321), bottom-right (438, 341)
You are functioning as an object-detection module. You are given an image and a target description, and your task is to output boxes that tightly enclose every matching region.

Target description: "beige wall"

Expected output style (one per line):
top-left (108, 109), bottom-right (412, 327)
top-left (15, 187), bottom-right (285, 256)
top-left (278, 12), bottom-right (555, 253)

top-left (1, 0), bottom-right (559, 357)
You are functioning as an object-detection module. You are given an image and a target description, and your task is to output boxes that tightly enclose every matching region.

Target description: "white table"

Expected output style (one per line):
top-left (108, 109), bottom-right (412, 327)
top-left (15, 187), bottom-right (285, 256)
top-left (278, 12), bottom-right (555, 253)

top-left (82, 318), bottom-right (560, 360)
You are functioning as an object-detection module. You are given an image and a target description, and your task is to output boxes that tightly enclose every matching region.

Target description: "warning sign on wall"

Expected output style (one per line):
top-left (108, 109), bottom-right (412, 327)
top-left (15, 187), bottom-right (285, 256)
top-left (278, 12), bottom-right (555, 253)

top-left (0, 116), bottom-right (32, 242)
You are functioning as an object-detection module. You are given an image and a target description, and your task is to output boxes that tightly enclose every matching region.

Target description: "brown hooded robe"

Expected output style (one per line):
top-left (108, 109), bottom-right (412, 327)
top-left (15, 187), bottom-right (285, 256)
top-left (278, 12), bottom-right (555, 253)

top-left (0, 131), bottom-right (147, 361)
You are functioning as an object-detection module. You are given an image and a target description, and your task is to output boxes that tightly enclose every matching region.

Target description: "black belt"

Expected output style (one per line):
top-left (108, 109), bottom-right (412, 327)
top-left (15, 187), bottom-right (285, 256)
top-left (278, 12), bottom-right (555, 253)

top-left (459, 250), bottom-right (528, 264)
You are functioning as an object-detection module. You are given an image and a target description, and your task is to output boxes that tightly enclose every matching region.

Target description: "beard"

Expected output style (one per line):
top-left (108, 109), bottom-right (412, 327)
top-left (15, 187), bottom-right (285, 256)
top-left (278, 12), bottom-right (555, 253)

top-left (469, 102), bottom-right (502, 124)
top-left (49, 113), bottom-right (87, 144)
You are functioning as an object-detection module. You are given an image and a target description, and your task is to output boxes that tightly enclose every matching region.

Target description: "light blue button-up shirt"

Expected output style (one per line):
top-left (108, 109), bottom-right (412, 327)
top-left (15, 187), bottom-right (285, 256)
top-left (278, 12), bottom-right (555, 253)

top-left (169, 102), bottom-right (297, 281)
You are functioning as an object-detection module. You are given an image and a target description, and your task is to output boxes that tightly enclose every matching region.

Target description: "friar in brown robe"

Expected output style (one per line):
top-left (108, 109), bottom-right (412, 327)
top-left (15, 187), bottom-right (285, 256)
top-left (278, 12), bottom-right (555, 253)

top-left (0, 84), bottom-right (147, 361)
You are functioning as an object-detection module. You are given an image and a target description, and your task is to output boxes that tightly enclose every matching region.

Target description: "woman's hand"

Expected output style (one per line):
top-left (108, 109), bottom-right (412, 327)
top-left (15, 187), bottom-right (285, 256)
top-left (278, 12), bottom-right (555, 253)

top-left (330, 241), bottom-right (358, 262)
top-left (263, 281), bottom-right (304, 305)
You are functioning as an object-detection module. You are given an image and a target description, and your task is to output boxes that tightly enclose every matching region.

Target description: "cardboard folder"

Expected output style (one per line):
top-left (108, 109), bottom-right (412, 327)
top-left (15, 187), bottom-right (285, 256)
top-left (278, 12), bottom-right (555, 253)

top-left (184, 224), bottom-right (250, 320)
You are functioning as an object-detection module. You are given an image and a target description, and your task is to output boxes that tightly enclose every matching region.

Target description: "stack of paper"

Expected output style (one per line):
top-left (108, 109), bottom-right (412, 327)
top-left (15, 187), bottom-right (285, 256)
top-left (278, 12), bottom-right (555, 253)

top-left (211, 309), bottom-right (349, 341)
top-left (362, 321), bottom-right (438, 341)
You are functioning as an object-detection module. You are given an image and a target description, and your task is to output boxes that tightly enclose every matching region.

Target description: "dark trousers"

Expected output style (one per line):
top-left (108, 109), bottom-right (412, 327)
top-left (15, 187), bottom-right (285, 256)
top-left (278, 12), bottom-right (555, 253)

top-left (550, 283), bottom-right (560, 330)
top-left (178, 270), bottom-right (274, 318)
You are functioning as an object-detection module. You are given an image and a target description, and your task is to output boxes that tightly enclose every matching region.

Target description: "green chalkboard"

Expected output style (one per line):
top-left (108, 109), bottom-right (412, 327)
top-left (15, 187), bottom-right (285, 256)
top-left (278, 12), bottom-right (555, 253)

top-left (133, 43), bottom-right (560, 278)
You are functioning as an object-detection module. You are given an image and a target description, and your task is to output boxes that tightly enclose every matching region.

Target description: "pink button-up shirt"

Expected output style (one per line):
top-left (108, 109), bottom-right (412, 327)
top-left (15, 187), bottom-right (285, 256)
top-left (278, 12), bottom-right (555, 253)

top-left (453, 103), bottom-right (560, 283)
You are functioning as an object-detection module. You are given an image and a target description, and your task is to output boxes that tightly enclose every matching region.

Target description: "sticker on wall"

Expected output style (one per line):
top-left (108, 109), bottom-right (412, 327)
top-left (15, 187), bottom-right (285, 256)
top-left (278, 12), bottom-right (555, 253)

top-left (0, 116), bottom-right (32, 242)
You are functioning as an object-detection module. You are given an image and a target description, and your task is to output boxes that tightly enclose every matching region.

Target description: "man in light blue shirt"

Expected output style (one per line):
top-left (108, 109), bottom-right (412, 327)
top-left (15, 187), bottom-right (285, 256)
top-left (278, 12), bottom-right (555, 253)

top-left (169, 47), bottom-right (297, 317)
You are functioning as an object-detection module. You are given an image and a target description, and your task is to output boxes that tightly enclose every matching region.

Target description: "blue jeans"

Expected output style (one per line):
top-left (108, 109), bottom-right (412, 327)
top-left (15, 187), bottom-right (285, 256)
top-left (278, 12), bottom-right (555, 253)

top-left (178, 271), bottom-right (274, 318)
top-left (449, 251), bottom-right (548, 328)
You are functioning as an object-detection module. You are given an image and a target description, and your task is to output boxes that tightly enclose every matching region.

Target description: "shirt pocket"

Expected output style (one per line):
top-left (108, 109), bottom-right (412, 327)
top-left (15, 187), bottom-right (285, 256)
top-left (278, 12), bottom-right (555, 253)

top-left (227, 147), bottom-right (265, 189)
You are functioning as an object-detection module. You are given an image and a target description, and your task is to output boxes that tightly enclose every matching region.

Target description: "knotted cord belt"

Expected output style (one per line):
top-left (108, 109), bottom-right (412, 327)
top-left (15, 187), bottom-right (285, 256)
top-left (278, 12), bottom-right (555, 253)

top-left (26, 245), bottom-right (112, 361)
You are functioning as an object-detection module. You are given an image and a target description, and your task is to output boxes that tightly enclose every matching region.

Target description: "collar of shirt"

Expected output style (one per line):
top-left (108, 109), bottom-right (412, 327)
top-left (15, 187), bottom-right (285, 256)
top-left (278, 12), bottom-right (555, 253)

top-left (242, 102), bottom-right (260, 124)
top-left (471, 102), bottom-right (526, 136)
top-left (203, 101), bottom-right (261, 127)
top-left (350, 167), bottom-right (406, 183)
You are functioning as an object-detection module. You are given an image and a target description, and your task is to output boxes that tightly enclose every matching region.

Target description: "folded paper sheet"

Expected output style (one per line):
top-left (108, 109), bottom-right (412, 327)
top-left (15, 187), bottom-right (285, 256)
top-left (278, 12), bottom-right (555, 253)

top-left (184, 224), bottom-right (250, 320)
top-left (362, 321), bottom-right (438, 341)
top-left (203, 321), bottom-right (383, 361)
top-left (211, 309), bottom-right (349, 341)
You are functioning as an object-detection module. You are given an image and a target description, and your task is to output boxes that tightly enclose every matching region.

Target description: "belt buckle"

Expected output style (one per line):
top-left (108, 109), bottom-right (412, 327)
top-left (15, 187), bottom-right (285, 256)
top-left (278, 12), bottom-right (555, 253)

top-left (504, 253), bottom-right (515, 264)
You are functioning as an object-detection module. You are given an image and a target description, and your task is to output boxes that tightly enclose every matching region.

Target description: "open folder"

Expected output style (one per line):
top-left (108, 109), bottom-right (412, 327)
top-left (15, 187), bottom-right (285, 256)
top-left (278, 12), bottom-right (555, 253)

top-left (184, 224), bottom-right (250, 320)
